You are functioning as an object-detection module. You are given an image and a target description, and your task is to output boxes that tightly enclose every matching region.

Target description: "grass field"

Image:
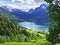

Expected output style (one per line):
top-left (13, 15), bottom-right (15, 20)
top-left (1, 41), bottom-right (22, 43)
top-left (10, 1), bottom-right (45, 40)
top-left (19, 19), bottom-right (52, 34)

top-left (0, 39), bottom-right (52, 45)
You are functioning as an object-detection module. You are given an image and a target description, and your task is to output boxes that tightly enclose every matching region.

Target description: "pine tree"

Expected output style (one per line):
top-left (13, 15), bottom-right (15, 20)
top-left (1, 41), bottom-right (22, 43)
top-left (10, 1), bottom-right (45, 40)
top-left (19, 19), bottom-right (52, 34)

top-left (45, 0), bottom-right (60, 44)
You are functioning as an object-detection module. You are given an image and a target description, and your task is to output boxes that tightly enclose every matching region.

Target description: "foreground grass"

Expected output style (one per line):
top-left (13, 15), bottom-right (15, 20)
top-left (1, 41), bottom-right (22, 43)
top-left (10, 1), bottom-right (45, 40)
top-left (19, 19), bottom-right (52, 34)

top-left (0, 39), bottom-right (53, 45)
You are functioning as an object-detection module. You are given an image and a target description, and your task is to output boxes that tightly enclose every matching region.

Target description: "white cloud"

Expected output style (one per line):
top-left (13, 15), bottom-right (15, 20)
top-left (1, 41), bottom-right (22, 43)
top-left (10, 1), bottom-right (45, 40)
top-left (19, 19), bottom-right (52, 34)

top-left (0, 0), bottom-right (45, 11)
top-left (0, 1), bottom-right (5, 7)
top-left (25, 0), bottom-right (36, 4)
top-left (11, 0), bottom-right (36, 5)
top-left (10, 0), bottom-right (44, 11)
top-left (12, 0), bottom-right (25, 3)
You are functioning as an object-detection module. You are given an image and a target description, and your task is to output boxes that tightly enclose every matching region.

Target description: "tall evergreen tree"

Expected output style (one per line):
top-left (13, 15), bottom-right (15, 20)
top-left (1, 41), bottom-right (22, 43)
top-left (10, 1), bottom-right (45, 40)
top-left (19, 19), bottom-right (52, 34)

top-left (45, 0), bottom-right (60, 44)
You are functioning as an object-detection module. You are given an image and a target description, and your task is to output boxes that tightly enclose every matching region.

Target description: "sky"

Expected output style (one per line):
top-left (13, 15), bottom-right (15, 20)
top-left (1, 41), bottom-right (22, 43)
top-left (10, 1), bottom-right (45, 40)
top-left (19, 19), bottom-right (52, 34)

top-left (0, 0), bottom-right (46, 11)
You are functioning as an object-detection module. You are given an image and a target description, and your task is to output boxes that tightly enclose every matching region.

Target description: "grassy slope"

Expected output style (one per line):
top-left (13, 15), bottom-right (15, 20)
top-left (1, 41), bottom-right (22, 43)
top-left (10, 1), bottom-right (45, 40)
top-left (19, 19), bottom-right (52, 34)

top-left (0, 39), bottom-right (50, 45)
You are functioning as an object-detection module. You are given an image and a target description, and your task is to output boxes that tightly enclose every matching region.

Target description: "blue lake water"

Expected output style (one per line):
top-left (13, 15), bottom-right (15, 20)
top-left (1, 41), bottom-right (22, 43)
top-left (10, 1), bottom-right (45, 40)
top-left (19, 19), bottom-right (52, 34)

top-left (19, 22), bottom-right (49, 32)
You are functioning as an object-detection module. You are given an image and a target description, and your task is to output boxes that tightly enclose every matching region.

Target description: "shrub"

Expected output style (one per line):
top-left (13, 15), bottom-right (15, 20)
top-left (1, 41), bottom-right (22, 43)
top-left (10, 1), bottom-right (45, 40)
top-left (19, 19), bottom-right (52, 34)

top-left (0, 35), bottom-right (11, 43)
top-left (25, 37), bottom-right (31, 42)
top-left (17, 34), bottom-right (26, 42)
top-left (0, 35), bottom-right (6, 43)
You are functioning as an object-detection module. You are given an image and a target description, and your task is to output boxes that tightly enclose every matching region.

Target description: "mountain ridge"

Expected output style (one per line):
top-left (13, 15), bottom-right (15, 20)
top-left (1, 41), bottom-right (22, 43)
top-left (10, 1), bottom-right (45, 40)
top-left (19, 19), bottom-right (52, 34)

top-left (0, 3), bottom-right (49, 25)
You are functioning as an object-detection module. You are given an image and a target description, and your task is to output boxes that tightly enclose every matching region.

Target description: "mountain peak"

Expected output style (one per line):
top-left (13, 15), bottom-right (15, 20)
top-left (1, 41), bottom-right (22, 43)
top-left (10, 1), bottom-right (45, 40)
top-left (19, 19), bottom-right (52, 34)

top-left (28, 3), bottom-right (49, 14)
top-left (1, 6), bottom-right (14, 12)
top-left (40, 3), bottom-right (49, 9)
top-left (28, 3), bottom-right (49, 24)
top-left (28, 9), bottom-right (34, 13)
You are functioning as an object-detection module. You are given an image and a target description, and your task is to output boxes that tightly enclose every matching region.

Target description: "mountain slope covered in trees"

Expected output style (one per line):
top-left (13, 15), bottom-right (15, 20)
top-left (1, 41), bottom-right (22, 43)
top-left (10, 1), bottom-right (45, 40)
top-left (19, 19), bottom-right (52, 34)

top-left (0, 14), bottom-right (45, 43)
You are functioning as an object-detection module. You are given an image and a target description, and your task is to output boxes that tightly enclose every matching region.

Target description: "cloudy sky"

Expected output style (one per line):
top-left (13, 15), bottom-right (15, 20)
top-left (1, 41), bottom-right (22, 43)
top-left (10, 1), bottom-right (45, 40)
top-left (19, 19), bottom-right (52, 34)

top-left (0, 0), bottom-right (46, 11)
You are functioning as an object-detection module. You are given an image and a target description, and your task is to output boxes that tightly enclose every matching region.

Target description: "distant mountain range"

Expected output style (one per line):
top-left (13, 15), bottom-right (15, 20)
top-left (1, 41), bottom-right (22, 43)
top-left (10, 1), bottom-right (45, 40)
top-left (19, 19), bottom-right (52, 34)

top-left (28, 3), bottom-right (49, 25)
top-left (0, 3), bottom-right (49, 25)
top-left (0, 7), bottom-right (25, 23)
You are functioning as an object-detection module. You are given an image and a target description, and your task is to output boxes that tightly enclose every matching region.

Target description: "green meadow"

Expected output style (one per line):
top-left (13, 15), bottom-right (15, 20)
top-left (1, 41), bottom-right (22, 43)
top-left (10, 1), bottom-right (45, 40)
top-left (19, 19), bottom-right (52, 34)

top-left (0, 39), bottom-right (52, 45)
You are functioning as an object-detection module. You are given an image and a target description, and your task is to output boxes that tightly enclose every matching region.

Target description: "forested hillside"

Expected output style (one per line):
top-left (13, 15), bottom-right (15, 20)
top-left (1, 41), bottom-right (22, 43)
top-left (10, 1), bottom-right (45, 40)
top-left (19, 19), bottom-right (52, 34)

top-left (0, 15), bottom-right (45, 43)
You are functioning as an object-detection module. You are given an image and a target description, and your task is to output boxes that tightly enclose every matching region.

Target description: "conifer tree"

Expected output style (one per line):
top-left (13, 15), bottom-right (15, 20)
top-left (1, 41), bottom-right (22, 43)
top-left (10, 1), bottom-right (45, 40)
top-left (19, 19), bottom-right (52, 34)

top-left (45, 0), bottom-right (60, 44)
